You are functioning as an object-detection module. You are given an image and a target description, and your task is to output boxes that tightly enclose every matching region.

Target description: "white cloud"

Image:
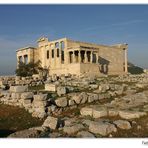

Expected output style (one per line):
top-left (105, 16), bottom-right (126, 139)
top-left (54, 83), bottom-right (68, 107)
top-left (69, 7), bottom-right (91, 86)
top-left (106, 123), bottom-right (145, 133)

top-left (73, 19), bottom-right (146, 34)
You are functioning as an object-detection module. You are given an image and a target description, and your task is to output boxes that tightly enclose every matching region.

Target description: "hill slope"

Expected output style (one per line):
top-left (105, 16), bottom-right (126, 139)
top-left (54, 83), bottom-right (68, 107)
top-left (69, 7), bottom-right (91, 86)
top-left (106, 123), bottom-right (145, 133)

top-left (128, 62), bottom-right (144, 74)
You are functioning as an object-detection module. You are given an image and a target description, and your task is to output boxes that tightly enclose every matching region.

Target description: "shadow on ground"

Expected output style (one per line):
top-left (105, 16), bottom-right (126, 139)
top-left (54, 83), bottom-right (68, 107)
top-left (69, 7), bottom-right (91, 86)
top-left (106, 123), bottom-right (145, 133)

top-left (0, 129), bottom-right (15, 137)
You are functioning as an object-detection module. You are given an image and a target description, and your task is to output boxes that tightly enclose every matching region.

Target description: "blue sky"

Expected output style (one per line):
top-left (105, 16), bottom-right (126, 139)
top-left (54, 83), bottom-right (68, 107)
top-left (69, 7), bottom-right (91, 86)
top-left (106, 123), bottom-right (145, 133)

top-left (0, 5), bottom-right (148, 75)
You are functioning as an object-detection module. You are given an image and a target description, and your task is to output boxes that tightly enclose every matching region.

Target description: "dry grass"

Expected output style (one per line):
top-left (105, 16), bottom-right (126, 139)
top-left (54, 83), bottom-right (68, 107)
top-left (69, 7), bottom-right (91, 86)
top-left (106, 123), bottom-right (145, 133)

top-left (96, 114), bottom-right (148, 138)
top-left (0, 104), bottom-right (44, 137)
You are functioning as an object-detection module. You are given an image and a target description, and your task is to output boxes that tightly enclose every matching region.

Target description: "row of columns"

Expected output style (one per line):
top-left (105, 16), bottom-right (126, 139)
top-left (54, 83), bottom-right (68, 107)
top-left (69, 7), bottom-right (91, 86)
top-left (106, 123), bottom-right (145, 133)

top-left (18, 55), bottom-right (29, 64)
top-left (69, 48), bottom-right (128, 74)
top-left (69, 50), bottom-right (99, 64)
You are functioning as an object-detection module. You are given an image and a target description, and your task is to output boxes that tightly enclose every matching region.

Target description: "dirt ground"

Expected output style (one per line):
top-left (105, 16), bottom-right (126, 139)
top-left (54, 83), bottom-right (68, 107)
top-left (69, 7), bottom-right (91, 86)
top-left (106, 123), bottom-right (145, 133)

top-left (0, 103), bottom-right (43, 137)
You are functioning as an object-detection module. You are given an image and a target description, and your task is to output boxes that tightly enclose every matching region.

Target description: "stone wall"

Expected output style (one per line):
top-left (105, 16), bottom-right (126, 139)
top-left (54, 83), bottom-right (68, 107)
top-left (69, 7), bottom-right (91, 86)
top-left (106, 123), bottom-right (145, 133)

top-left (99, 47), bottom-right (125, 75)
top-left (0, 74), bottom-right (128, 119)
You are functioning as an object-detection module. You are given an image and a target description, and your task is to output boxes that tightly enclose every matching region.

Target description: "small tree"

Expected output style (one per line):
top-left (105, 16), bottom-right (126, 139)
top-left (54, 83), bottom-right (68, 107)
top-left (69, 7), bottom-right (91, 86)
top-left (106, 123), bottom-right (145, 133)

top-left (15, 60), bottom-right (43, 77)
top-left (15, 62), bottom-right (28, 77)
top-left (38, 65), bottom-right (49, 80)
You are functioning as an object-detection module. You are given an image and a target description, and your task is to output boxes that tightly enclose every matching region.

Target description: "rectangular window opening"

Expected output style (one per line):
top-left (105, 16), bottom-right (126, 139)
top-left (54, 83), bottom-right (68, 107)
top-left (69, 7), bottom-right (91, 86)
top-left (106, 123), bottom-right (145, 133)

top-left (61, 50), bottom-right (64, 63)
top-left (47, 50), bottom-right (49, 59)
top-left (52, 49), bottom-right (54, 58)
top-left (57, 48), bottom-right (59, 57)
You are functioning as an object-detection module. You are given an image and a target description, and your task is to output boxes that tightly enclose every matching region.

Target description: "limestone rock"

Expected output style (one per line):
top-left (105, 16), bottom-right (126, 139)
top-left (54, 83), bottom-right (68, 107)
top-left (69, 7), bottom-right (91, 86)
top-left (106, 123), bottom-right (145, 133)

top-left (57, 86), bottom-right (66, 96)
top-left (68, 100), bottom-right (75, 106)
top-left (82, 119), bottom-right (94, 126)
top-left (89, 84), bottom-right (98, 89)
top-left (0, 80), bottom-right (7, 86)
top-left (80, 92), bottom-right (88, 104)
top-left (8, 129), bottom-right (40, 138)
top-left (15, 76), bottom-right (21, 81)
top-left (50, 105), bottom-right (56, 112)
top-left (71, 92), bottom-right (87, 104)
top-left (63, 124), bottom-right (84, 135)
top-left (64, 118), bottom-right (78, 126)
top-left (119, 110), bottom-right (147, 119)
top-left (98, 84), bottom-right (110, 93)
top-left (115, 90), bottom-right (123, 96)
top-left (108, 109), bottom-right (119, 117)
top-left (28, 126), bottom-right (47, 133)
top-left (49, 132), bottom-right (62, 138)
top-left (125, 89), bottom-right (137, 95)
top-left (77, 131), bottom-right (95, 138)
top-left (45, 83), bottom-right (57, 91)
top-left (32, 111), bottom-right (46, 119)
top-left (98, 94), bottom-right (105, 100)
top-left (9, 85), bottom-right (28, 93)
top-left (32, 100), bottom-right (47, 107)
top-left (21, 92), bottom-right (34, 100)
top-left (136, 83), bottom-right (146, 88)
top-left (23, 99), bottom-right (32, 105)
top-left (1, 84), bottom-right (8, 90)
top-left (51, 74), bottom-right (58, 82)
top-left (11, 93), bottom-right (21, 100)
top-left (89, 121), bottom-right (117, 136)
top-left (80, 107), bottom-right (93, 117)
top-left (113, 120), bottom-right (131, 130)
top-left (55, 97), bottom-right (67, 107)
top-left (92, 107), bottom-right (108, 118)
top-left (87, 93), bottom-right (99, 103)
top-left (42, 116), bottom-right (58, 130)
top-left (66, 86), bottom-right (74, 92)
top-left (33, 94), bottom-right (47, 101)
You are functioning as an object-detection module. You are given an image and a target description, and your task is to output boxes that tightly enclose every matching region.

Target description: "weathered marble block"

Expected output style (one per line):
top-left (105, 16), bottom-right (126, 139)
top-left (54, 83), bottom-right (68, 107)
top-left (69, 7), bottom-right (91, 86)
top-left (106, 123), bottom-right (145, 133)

top-left (45, 83), bottom-right (57, 92)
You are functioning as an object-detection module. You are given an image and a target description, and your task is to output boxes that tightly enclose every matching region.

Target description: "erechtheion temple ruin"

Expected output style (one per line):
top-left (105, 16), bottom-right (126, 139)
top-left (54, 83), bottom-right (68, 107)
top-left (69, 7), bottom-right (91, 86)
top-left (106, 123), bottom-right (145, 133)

top-left (16, 37), bottom-right (128, 76)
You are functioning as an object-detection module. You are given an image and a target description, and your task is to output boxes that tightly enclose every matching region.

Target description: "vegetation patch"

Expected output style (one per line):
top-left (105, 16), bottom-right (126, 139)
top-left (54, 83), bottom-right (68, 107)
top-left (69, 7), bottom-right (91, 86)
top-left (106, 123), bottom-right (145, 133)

top-left (128, 63), bottom-right (144, 75)
top-left (0, 104), bottom-right (43, 137)
top-left (28, 84), bottom-right (45, 91)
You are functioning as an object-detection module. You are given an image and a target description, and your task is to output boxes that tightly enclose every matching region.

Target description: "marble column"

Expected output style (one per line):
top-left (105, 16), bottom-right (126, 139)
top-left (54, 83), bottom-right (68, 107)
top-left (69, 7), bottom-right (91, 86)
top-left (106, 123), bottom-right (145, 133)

top-left (90, 51), bottom-right (93, 63)
top-left (96, 52), bottom-right (99, 64)
top-left (59, 47), bottom-right (61, 64)
top-left (78, 50), bottom-right (81, 63)
top-left (54, 47), bottom-right (57, 67)
top-left (17, 56), bottom-right (21, 67)
top-left (124, 48), bottom-right (128, 73)
top-left (84, 51), bottom-right (87, 63)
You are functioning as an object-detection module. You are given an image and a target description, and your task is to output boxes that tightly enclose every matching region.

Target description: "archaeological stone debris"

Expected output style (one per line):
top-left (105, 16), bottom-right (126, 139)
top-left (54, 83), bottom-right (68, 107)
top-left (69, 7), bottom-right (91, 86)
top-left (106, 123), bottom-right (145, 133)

top-left (1, 72), bottom-right (148, 138)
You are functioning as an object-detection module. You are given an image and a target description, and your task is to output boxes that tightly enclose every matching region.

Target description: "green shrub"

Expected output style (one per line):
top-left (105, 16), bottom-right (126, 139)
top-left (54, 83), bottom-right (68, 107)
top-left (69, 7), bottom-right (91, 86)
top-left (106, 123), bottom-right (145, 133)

top-left (128, 66), bottom-right (144, 74)
top-left (15, 60), bottom-right (48, 77)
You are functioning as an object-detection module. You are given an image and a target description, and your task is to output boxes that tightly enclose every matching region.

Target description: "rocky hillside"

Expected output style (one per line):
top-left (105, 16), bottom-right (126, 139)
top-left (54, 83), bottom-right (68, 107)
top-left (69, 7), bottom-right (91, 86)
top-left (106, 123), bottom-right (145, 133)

top-left (128, 62), bottom-right (144, 74)
top-left (1, 74), bottom-right (148, 138)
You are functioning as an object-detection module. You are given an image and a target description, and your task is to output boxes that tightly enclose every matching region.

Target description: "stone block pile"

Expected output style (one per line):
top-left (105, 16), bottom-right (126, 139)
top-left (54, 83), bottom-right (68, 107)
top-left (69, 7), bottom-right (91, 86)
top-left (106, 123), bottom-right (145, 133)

top-left (2, 73), bottom-right (148, 138)
top-left (0, 73), bottom-right (129, 119)
top-left (0, 85), bottom-right (48, 118)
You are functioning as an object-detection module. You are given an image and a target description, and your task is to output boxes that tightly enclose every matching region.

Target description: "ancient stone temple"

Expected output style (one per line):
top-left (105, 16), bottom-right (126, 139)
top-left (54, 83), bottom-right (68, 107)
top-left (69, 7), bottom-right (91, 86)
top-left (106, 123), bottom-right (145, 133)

top-left (16, 37), bottom-right (128, 76)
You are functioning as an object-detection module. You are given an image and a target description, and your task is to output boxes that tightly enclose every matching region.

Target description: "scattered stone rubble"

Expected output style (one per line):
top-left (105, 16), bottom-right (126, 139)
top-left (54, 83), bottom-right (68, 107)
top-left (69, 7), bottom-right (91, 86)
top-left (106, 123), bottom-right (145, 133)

top-left (1, 73), bottom-right (148, 138)
top-left (89, 121), bottom-right (117, 136)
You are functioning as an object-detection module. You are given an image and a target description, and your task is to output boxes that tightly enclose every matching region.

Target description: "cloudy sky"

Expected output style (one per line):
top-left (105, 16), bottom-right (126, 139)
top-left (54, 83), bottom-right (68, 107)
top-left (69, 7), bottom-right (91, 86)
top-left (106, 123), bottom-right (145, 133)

top-left (0, 5), bottom-right (148, 75)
